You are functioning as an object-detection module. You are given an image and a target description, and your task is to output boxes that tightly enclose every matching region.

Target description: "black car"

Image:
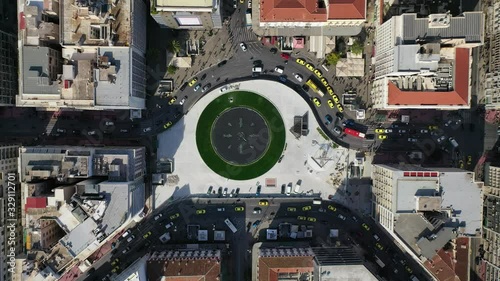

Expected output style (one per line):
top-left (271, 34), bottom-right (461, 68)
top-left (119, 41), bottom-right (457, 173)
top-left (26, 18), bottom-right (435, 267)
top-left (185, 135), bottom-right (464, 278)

top-left (278, 75), bottom-right (287, 83)
top-left (281, 184), bottom-right (286, 194)
top-left (179, 82), bottom-right (188, 91)
top-left (335, 112), bottom-right (344, 120)
top-left (201, 73), bottom-right (207, 80)
top-left (365, 134), bottom-right (375, 140)
top-left (217, 60), bottom-right (227, 67)
top-left (270, 47), bottom-right (278, 54)
top-left (202, 84), bottom-right (211, 92)
top-left (218, 187), bottom-right (223, 197)
top-left (253, 60), bottom-right (262, 66)
top-left (256, 185), bottom-right (261, 196)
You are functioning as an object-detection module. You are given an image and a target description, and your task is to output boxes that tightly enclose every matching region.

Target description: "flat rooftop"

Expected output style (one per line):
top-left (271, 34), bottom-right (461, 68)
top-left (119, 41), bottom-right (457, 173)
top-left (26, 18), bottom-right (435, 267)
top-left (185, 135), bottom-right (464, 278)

top-left (156, 0), bottom-right (213, 7)
top-left (62, 0), bottom-right (130, 46)
top-left (95, 47), bottom-right (131, 107)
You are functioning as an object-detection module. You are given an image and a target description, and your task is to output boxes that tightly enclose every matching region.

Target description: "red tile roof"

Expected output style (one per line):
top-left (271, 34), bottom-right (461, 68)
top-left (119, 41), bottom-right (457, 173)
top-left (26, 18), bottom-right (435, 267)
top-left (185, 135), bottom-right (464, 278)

top-left (455, 237), bottom-right (469, 281)
top-left (387, 48), bottom-right (470, 107)
top-left (328, 0), bottom-right (366, 20)
top-left (147, 258), bottom-right (220, 281)
top-left (424, 250), bottom-right (457, 281)
top-left (260, 0), bottom-right (328, 22)
top-left (258, 256), bottom-right (314, 281)
top-left (25, 197), bottom-right (47, 211)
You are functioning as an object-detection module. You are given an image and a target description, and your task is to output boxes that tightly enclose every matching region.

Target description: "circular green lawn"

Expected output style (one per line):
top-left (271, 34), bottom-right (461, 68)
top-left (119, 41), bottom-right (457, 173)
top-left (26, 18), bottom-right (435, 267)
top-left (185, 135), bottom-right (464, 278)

top-left (196, 91), bottom-right (286, 180)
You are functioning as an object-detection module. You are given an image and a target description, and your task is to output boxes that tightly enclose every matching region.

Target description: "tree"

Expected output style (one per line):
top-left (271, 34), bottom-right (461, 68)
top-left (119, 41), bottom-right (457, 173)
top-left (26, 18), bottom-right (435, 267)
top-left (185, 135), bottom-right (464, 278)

top-left (350, 39), bottom-right (364, 55)
top-left (167, 65), bottom-right (178, 75)
top-left (325, 52), bottom-right (341, 66)
top-left (168, 40), bottom-right (181, 54)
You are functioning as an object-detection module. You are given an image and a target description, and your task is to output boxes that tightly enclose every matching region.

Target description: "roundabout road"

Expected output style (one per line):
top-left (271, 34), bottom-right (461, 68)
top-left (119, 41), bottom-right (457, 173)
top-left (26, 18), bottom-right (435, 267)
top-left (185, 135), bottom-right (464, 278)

top-left (144, 41), bottom-right (374, 150)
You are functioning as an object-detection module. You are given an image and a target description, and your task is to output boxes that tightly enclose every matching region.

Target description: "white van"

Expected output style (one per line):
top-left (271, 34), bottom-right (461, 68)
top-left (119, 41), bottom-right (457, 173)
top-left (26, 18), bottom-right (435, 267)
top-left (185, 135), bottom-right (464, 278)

top-left (285, 183), bottom-right (292, 196)
top-left (252, 66), bottom-right (263, 73)
top-left (449, 137), bottom-right (459, 148)
top-left (274, 66), bottom-right (284, 74)
top-left (313, 198), bottom-right (322, 205)
top-left (294, 183), bottom-right (301, 194)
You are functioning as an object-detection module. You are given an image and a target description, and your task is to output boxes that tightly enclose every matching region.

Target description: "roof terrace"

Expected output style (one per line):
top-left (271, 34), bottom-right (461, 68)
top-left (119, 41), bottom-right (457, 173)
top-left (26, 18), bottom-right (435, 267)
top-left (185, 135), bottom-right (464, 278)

top-left (61, 0), bottom-right (130, 46)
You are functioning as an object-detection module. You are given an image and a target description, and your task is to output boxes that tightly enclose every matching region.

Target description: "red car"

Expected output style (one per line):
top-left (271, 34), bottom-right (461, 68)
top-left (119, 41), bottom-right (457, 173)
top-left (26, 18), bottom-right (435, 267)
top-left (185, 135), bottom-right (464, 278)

top-left (280, 53), bottom-right (291, 60)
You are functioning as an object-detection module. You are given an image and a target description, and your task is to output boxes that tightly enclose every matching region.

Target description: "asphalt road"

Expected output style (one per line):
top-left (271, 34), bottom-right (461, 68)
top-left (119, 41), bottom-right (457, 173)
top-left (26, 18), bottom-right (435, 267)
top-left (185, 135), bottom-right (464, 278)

top-left (83, 197), bottom-right (432, 281)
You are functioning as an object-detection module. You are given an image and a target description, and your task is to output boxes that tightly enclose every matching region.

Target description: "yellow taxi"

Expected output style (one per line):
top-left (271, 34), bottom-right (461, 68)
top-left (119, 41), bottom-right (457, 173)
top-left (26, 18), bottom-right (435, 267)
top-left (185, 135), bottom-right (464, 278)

top-left (302, 206), bottom-right (312, 211)
top-left (336, 103), bottom-right (344, 112)
top-left (314, 69), bottom-right (323, 79)
top-left (331, 94), bottom-right (340, 104)
top-left (307, 217), bottom-right (317, 222)
top-left (375, 128), bottom-right (385, 134)
top-left (259, 200), bottom-right (269, 206)
top-left (313, 98), bottom-right (321, 107)
top-left (320, 77), bottom-right (329, 87)
top-left (287, 207), bottom-right (296, 212)
top-left (235, 206), bottom-right (245, 212)
top-left (112, 267), bottom-right (120, 273)
top-left (296, 58), bottom-right (306, 65)
top-left (327, 99), bottom-right (334, 108)
top-left (169, 213), bottom-right (180, 220)
top-left (196, 209), bottom-right (206, 215)
top-left (143, 231), bottom-right (152, 238)
top-left (326, 86), bottom-right (334, 96)
top-left (405, 266), bottom-right (413, 274)
top-left (362, 223), bottom-right (370, 231)
top-left (168, 96), bottom-right (177, 105)
top-left (188, 77), bottom-right (198, 87)
top-left (164, 121), bottom-right (173, 129)
top-left (297, 216), bottom-right (307, 221)
top-left (327, 205), bottom-right (336, 211)
top-left (111, 258), bottom-right (120, 266)
top-left (375, 243), bottom-right (384, 251)
top-left (428, 125), bottom-right (438, 130)
top-left (378, 135), bottom-right (387, 140)
top-left (305, 63), bottom-right (315, 72)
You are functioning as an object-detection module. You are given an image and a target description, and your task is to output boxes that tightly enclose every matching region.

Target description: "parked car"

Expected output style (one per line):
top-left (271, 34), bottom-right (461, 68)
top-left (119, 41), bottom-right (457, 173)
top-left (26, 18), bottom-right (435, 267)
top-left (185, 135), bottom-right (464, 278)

top-left (293, 73), bottom-right (303, 82)
top-left (179, 96), bottom-right (187, 105)
top-left (202, 84), bottom-right (211, 93)
top-left (255, 185), bottom-right (261, 196)
top-left (154, 213), bottom-right (163, 220)
top-left (274, 66), bottom-right (284, 74)
top-left (253, 207), bottom-right (262, 214)
top-left (325, 114), bottom-right (333, 125)
top-left (333, 126), bottom-right (342, 135)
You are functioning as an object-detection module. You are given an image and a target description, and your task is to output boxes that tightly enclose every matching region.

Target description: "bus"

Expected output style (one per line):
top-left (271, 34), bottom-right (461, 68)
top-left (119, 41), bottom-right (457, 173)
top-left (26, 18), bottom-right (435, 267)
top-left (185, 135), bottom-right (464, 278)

top-left (224, 218), bottom-right (238, 233)
top-left (305, 79), bottom-right (324, 97)
top-left (344, 127), bottom-right (365, 139)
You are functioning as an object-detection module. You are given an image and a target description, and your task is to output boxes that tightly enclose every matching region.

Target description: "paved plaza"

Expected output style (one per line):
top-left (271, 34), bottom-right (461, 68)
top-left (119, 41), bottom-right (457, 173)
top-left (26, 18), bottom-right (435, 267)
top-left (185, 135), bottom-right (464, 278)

top-left (154, 80), bottom-right (359, 208)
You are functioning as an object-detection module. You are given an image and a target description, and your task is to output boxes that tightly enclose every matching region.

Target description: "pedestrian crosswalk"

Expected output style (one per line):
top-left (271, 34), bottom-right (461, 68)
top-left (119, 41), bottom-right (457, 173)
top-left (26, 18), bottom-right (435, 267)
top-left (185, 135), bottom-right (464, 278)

top-left (230, 26), bottom-right (258, 44)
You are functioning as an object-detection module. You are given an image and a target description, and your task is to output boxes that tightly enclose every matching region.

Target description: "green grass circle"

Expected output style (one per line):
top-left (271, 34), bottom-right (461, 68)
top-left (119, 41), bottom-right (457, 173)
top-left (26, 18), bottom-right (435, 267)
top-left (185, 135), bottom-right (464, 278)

top-left (196, 91), bottom-right (286, 180)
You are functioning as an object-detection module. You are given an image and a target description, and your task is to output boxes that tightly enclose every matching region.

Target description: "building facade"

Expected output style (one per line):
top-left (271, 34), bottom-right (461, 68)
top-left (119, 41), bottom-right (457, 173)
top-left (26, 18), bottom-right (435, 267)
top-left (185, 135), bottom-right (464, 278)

top-left (482, 164), bottom-right (500, 280)
top-left (0, 29), bottom-right (17, 106)
top-left (372, 12), bottom-right (484, 110)
top-left (485, 2), bottom-right (500, 109)
top-left (151, 0), bottom-right (223, 29)
top-left (0, 145), bottom-right (21, 281)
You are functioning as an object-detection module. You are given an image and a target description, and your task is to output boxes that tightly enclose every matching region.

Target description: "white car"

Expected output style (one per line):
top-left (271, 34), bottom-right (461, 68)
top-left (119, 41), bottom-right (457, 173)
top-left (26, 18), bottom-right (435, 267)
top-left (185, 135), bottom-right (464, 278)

top-left (274, 66), bottom-right (284, 74)
top-left (56, 128), bottom-right (66, 133)
top-left (143, 127), bottom-right (152, 133)
top-left (338, 214), bottom-right (346, 220)
top-left (179, 97), bottom-right (186, 105)
top-left (437, 135), bottom-right (446, 143)
top-left (220, 86), bottom-right (229, 93)
top-left (384, 129), bottom-right (393, 133)
top-left (408, 138), bottom-right (417, 143)
top-left (217, 207), bottom-right (225, 212)
top-left (239, 42), bottom-right (247, 52)
top-left (88, 130), bottom-right (96, 135)
top-left (154, 213), bottom-right (163, 220)
top-left (105, 121), bottom-right (114, 126)
top-left (165, 222), bottom-right (174, 229)
top-left (293, 73), bottom-right (303, 82)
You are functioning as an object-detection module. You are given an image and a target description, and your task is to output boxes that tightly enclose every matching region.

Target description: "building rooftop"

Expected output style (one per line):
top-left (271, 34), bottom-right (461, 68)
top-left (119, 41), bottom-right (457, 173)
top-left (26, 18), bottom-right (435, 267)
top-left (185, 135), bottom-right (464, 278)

top-left (327, 0), bottom-right (365, 20)
top-left (400, 12), bottom-right (484, 44)
top-left (260, 0), bottom-right (328, 22)
top-left (147, 249), bottom-right (221, 280)
top-left (95, 47), bottom-right (131, 107)
top-left (156, 0), bottom-right (213, 7)
top-left (423, 238), bottom-right (469, 281)
top-left (59, 218), bottom-right (98, 256)
top-left (61, 0), bottom-right (131, 46)
top-left (396, 179), bottom-right (439, 212)
top-left (258, 247), bottom-right (314, 281)
top-left (438, 170), bottom-right (483, 235)
top-left (387, 48), bottom-right (470, 107)
top-left (22, 46), bottom-right (61, 95)
top-left (99, 180), bottom-right (145, 235)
